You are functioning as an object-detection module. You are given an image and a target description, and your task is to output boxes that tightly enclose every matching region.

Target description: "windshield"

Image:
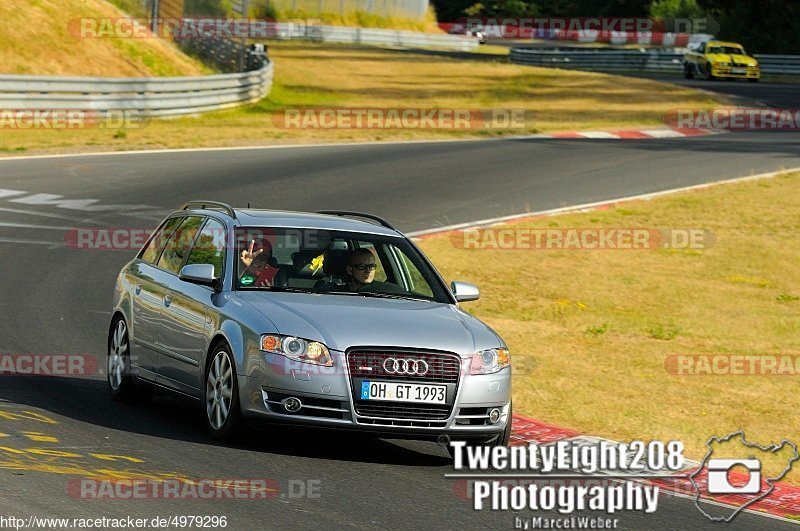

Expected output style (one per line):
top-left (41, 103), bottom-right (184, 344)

top-left (234, 227), bottom-right (451, 303)
top-left (708, 46), bottom-right (746, 55)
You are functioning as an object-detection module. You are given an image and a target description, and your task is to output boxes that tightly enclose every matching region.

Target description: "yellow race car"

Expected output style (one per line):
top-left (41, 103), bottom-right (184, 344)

top-left (684, 40), bottom-right (760, 82)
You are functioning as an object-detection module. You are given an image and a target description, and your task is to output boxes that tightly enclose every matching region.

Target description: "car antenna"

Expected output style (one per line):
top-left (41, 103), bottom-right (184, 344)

top-left (247, 202), bottom-right (251, 208)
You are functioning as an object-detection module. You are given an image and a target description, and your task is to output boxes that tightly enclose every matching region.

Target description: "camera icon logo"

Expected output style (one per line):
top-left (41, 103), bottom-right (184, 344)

top-left (690, 431), bottom-right (799, 522)
top-left (706, 458), bottom-right (761, 494)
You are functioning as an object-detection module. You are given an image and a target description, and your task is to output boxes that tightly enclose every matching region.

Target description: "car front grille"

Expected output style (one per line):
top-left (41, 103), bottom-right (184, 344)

top-left (347, 350), bottom-right (462, 384)
top-left (347, 349), bottom-right (462, 422)
top-left (355, 402), bottom-right (451, 420)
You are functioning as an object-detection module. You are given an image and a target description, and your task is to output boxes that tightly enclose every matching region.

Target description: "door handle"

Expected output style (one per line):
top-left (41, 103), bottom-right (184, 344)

top-left (134, 284), bottom-right (141, 295)
top-left (164, 294), bottom-right (172, 307)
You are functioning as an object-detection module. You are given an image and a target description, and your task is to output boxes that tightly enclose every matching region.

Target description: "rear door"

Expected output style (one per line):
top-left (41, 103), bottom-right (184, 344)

top-left (129, 215), bottom-right (184, 378)
top-left (159, 217), bottom-right (225, 394)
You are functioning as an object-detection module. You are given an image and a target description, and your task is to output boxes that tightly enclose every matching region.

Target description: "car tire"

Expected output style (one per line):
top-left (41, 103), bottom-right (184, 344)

top-left (445, 403), bottom-right (513, 459)
top-left (683, 63), bottom-right (694, 79)
top-left (107, 316), bottom-right (152, 403)
top-left (700, 63), bottom-right (715, 80)
top-left (204, 342), bottom-right (245, 442)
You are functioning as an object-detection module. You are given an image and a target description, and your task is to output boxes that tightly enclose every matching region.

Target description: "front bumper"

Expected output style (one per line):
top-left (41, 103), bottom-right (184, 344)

top-left (711, 66), bottom-right (760, 79)
top-left (239, 349), bottom-right (512, 440)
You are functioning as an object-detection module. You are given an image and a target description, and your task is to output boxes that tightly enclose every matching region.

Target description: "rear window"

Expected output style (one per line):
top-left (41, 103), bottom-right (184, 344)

top-left (140, 216), bottom-right (184, 264)
top-left (157, 216), bottom-right (204, 274)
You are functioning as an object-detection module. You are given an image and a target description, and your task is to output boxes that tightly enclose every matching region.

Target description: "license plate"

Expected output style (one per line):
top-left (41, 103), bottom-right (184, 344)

top-left (732, 68), bottom-right (746, 74)
top-left (360, 380), bottom-right (446, 404)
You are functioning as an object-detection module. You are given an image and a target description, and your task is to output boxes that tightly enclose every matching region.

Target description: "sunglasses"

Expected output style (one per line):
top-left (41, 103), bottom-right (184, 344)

top-left (350, 263), bottom-right (377, 271)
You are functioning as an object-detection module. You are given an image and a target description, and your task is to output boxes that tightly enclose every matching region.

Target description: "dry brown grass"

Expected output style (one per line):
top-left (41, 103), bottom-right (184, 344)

top-left (0, 41), bottom-right (723, 155)
top-left (0, 0), bottom-right (207, 76)
top-left (417, 171), bottom-right (800, 485)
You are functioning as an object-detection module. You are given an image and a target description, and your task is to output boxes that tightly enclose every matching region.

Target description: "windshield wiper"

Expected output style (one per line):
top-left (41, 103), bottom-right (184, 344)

top-left (325, 290), bottom-right (427, 302)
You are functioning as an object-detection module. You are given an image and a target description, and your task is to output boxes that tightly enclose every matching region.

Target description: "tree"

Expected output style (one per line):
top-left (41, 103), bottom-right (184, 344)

top-left (649, 0), bottom-right (704, 19)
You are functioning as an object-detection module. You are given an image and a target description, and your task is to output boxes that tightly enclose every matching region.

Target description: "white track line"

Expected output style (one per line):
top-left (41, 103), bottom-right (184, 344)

top-left (0, 207), bottom-right (99, 224)
top-left (0, 237), bottom-right (64, 247)
top-left (0, 222), bottom-right (75, 230)
top-left (407, 167), bottom-right (800, 237)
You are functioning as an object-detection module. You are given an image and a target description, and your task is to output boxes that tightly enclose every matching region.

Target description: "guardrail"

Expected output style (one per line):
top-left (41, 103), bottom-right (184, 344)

top-left (268, 22), bottom-right (479, 51)
top-left (0, 62), bottom-right (273, 117)
top-left (755, 55), bottom-right (800, 75)
top-left (509, 48), bottom-right (800, 75)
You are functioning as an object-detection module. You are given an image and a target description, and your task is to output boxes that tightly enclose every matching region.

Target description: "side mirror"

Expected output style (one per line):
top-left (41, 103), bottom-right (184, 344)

top-left (451, 281), bottom-right (480, 302)
top-left (179, 264), bottom-right (217, 287)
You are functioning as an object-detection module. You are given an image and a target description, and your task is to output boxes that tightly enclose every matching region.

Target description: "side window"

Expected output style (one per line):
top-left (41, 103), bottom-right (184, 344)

top-left (157, 216), bottom-right (204, 274)
top-left (140, 217), bottom-right (184, 264)
top-left (185, 219), bottom-right (226, 279)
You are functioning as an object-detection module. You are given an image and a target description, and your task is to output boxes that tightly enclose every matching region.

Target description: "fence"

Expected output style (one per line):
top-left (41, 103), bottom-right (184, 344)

top-left (0, 63), bottom-right (273, 118)
top-left (174, 34), bottom-right (261, 73)
top-left (509, 48), bottom-right (800, 75)
top-left (268, 22), bottom-right (478, 50)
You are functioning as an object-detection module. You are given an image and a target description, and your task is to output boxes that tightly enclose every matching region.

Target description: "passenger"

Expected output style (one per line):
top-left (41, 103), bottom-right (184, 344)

top-left (345, 248), bottom-right (377, 291)
top-left (239, 239), bottom-right (277, 287)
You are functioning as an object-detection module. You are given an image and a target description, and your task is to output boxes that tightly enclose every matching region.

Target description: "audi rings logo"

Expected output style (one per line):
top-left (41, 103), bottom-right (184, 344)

top-left (383, 357), bottom-right (429, 376)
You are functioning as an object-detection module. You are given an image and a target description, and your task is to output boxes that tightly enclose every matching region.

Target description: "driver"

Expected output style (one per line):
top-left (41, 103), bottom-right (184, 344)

top-left (345, 248), bottom-right (377, 291)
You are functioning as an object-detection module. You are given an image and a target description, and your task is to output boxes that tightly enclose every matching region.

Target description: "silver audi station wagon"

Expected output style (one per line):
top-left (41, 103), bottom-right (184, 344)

top-left (108, 202), bottom-right (512, 451)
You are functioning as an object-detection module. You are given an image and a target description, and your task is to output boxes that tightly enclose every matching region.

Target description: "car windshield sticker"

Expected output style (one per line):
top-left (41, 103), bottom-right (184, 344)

top-left (240, 276), bottom-right (255, 286)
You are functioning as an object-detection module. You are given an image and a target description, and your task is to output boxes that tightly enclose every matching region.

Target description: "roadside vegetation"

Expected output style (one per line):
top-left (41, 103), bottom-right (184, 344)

top-left (177, 0), bottom-right (442, 32)
top-left (418, 171), bottom-right (800, 484)
top-left (0, 0), bottom-right (208, 77)
top-left (0, 41), bottom-right (723, 154)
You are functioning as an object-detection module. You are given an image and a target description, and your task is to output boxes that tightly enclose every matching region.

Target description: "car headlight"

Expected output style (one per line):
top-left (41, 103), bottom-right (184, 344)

top-left (261, 335), bottom-right (333, 367)
top-left (470, 348), bottom-right (510, 375)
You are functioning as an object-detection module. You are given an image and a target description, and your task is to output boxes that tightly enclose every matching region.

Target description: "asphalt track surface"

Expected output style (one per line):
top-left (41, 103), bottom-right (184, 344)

top-left (638, 76), bottom-right (800, 109)
top-left (0, 80), bottom-right (799, 529)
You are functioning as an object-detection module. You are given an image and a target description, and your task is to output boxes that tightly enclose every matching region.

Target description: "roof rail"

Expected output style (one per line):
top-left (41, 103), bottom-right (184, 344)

top-left (181, 201), bottom-right (236, 219)
top-left (316, 210), bottom-right (397, 231)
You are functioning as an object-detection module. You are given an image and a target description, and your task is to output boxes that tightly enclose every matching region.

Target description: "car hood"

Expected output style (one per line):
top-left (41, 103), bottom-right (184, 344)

top-left (707, 53), bottom-right (757, 65)
top-left (237, 291), bottom-right (503, 356)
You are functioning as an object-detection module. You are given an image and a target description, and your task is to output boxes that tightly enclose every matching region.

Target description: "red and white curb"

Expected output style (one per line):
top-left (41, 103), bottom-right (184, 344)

top-left (515, 127), bottom-right (721, 140)
top-left (0, 128), bottom-right (725, 162)
top-left (491, 415), bottom-right (800, 522)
